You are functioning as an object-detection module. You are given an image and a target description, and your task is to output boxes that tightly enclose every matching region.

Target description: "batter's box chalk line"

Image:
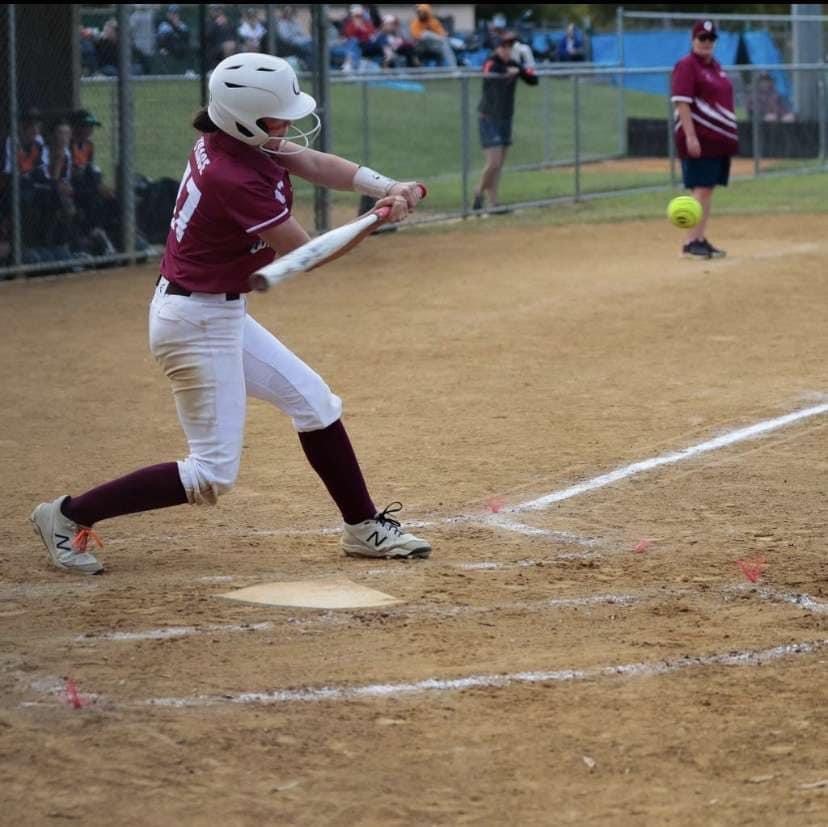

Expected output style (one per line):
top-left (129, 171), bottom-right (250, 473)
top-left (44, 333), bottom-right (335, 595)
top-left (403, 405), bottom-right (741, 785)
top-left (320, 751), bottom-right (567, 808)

top-left (108, 400), bottom-right (827, 554)
top-left (726, 584), bottom-right (828, 615)
top-left (138, 638), bottom-right (827, 707)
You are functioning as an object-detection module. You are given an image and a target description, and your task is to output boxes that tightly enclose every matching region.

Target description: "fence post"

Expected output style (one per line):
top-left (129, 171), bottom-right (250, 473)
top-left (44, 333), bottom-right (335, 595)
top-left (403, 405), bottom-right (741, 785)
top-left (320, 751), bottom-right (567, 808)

top-left (361, 80), bottom-right (370, 164)
top-left (573, 73), bottom-right (581, 200)
top-left (265, 5), bottom-right (277, 56)
top-left (6, 5), bottom-right (22, 272)
top-left (616, 7), bottom-right (627, 156)
top-left (751, 68), bottom-right (761, 177)
top-left (311, 5), bottom-right (330, 233)
top-left (818, 74), bottom-right (826, 166)
top-left (198, 4), bottom-right (208, 107)
top-left (460, 74), bottom-right (470, 215)
top-left (543, 74), bottom-right (552, 165)
top-left (117, 4), bottom-right (135, 262)
top-left (667, 89), bottom-right (677, 188)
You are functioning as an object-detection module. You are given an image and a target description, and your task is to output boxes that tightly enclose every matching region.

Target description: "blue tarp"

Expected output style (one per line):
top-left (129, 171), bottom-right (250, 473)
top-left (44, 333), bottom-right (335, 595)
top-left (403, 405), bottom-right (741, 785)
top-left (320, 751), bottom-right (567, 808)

top-left (592, 30), bottom-right (740, 95)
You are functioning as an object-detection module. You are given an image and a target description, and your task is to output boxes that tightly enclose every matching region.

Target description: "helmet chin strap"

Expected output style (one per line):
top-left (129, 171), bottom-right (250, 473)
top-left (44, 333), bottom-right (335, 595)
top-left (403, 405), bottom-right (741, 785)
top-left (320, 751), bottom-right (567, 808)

top-left (259, 113), bottom-right (321, 156)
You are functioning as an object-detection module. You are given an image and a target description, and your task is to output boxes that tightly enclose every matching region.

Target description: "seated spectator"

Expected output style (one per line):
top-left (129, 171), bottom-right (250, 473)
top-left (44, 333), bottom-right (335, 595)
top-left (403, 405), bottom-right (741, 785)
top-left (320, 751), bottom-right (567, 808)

top-left (1, 110), bottom-right (53, 250)
top-left (342, 5), bottom-right (384, 68)
top-left (79, 26), bottom-right (99, 76)
top-left (69, 110), bottom-right (116, 254)
top-left (238, 7), bottom-right (265, 53)
top-left (327, 17), bottom-right (351, 71)
top-left (130, 5), bottom-right (156, 75)
top-left (376, 14), bottom-right (419, 68)
top-left (747, 73), bottom-right (796, 123)
top-left (156, 5), bottom-right (191, 62)
top-left (95, 18), bottom-right (120, 76)
top-left (205, 5), bottom-right (237, 69)
top-left (45, 119), bottom-right (80, 248)
top-left (276, 6), bottom-right (314, 70)
top-left (558, 23), bottom-right (585, 62)
top-left (409, 4), bottom-right (457, 68)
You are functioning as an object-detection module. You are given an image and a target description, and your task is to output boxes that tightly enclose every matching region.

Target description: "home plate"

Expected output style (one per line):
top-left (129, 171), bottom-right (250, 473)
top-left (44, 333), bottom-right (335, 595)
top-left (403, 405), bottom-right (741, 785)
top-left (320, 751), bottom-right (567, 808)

top-left (218, 576), bottom-right (401, 609)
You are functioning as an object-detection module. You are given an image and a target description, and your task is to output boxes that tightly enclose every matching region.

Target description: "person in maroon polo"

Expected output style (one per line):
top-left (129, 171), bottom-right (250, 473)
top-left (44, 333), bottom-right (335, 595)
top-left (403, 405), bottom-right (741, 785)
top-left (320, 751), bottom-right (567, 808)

top-left (671, 19), bottom-right (738, 259)
top-left (30, 54), bottom-right (432, 575)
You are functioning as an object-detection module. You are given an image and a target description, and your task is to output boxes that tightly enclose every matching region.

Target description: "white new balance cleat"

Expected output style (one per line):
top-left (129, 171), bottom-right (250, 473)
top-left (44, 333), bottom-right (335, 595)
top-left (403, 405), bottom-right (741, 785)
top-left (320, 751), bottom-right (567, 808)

top-left (30, 495), bottom-right (104, 575)
top-left (342, 502), bottom-right (431, 560)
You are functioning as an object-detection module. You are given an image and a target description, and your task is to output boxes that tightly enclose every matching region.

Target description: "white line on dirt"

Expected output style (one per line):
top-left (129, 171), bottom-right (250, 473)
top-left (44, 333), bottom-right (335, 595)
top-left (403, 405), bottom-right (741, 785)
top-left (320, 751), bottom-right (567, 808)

top-left (508, 403), bottom-right (828, 513)
top-left (143, 639), bottom-right (825, 707)
top-left (483, 515), bottom-right (599, 545)
top-left (727, 584), bottom-right (828, 614)
top-left (75, 621), bottom-right (273, 642)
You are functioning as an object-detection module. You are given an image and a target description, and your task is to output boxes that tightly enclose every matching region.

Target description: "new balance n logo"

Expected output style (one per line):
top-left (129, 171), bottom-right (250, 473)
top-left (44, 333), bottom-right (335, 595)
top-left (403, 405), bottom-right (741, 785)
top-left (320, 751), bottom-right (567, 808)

top-left (55, 533), bottom-right (72, 552)
top-left (366, 531), bottom-right (386, 548)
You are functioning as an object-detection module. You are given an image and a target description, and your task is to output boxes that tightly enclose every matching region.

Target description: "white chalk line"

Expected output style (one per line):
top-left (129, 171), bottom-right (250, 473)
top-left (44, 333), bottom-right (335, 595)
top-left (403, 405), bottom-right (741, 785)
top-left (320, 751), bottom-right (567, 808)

top-left (508, 403), bottom-right (828, 513)
top-left (75, 621), bottom-right (274, 643)
top-left (727, 584), bottom-right (828, 615)
top-left (68, 593), bottom-right (645, 641)
top-left (142, 639), bottom-right (826, 707)
top-left (99, 401), bottom-right (827, 551)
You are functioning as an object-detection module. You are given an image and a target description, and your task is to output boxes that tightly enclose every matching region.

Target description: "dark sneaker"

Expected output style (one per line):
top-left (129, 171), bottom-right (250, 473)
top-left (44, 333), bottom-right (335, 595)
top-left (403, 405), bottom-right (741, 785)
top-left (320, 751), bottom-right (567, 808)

top-left (682, 240), bottom-right (711, 259)
top-left (472, 194), bottom-right (484, 211)
top-left (701, 239), bottom-right (726, 258)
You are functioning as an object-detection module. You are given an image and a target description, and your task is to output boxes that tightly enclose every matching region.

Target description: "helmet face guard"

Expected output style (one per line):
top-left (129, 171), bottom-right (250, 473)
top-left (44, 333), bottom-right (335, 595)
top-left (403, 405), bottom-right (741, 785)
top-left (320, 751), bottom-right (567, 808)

top-left (259, 113), bottom-right (322, 156)
top-left (207, 53), bottom-right (319, 154)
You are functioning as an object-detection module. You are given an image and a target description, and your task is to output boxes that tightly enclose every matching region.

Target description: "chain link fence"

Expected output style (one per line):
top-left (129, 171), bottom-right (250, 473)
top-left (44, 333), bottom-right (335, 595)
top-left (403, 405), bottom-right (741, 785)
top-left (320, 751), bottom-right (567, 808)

top-left (2, 4), bottom-right (827, 280)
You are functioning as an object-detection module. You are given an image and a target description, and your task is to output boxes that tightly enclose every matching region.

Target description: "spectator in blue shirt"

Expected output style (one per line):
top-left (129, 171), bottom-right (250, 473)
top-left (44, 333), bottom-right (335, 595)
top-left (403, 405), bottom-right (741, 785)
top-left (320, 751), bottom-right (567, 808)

top-left (558, 23), bottom-right (585, 62)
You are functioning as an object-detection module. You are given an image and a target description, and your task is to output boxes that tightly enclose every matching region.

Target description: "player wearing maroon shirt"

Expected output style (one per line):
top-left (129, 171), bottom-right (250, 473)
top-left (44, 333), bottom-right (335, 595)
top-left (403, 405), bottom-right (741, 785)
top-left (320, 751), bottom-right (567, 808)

top-left (671, 19), bottom-right (738, 259)
top-left (30, 54), bottom-right (431, 574)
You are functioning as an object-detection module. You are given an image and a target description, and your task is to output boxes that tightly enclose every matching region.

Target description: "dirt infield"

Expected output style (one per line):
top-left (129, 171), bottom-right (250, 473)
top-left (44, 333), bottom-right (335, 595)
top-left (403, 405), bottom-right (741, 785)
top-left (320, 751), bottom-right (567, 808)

top-left (1, 213), bottom-right (826, 825)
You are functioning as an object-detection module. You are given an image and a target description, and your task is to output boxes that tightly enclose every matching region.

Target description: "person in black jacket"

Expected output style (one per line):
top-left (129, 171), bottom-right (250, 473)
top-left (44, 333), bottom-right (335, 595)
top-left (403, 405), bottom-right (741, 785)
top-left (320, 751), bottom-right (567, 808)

top-left (472, 32), bottom-right (538, 212)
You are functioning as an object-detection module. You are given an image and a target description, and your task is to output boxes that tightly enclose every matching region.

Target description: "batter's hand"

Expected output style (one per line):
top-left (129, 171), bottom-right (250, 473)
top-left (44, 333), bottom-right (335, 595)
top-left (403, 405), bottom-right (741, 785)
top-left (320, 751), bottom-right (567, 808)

top-left (374, 194), bottom-right (410, 223)
top-left (387, 181), bottom-right (424, 210)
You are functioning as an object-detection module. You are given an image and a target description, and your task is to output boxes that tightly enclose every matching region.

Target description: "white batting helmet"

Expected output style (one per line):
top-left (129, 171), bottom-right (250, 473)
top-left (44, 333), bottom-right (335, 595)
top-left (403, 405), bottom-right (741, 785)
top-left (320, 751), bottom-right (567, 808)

top-left (207, 53), bottom-right (320, 154)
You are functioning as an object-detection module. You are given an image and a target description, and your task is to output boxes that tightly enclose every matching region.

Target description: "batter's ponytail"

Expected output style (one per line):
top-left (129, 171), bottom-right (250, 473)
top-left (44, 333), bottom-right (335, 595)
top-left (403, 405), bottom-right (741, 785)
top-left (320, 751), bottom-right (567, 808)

top-left (192, 108), bottom-right (219, 133)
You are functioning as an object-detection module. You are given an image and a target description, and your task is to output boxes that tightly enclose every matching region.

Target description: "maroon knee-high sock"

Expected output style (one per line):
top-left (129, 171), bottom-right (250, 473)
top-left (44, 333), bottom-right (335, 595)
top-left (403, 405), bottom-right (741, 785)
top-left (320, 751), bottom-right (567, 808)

top-left (61, 462), bottom-right (188, 527)
top-left (298, 420), bottom-right (375, 525)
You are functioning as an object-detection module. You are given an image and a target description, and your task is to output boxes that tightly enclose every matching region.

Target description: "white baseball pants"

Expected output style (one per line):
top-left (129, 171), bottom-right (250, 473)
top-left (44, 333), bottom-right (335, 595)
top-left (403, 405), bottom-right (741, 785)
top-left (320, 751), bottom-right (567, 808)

top-left (148, 277), bottom-right (342, 505)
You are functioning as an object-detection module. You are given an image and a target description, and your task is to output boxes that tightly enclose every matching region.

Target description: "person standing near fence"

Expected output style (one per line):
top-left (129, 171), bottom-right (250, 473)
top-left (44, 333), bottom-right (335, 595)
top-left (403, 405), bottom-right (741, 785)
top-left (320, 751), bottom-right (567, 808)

top-left (671, 19), bottom-right (738, 259)
top-left (30, 53), bottom-right (431, 575)
top-left (472, 32), bottom-right (538, 213)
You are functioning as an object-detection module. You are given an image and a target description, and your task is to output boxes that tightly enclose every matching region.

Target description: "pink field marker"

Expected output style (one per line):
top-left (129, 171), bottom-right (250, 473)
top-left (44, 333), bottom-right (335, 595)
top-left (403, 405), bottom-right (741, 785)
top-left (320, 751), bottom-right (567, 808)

top-left (485, 496), bottom-right (506, 514)
top-left (65, 678), bottom-right (86, 709)
top-left (736, 556), bottom-right (768, 583)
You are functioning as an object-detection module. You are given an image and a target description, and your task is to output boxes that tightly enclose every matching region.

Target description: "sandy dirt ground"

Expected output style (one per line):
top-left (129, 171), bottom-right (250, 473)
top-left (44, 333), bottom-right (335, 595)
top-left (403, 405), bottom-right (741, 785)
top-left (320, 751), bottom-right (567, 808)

top-left (0, 212), bottom-right (826, 826)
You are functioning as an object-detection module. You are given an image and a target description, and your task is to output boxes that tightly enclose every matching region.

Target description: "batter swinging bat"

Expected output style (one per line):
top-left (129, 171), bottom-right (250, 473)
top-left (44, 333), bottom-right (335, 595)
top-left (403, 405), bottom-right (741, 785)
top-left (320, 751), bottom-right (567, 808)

top-left (250, 185), bottom-right (427, 292)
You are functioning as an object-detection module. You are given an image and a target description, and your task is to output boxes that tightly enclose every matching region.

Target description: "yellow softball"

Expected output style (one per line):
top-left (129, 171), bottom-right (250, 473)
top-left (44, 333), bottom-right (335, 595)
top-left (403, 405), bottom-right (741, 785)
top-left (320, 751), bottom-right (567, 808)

top-left (667, 196), bottom-right (702, 229)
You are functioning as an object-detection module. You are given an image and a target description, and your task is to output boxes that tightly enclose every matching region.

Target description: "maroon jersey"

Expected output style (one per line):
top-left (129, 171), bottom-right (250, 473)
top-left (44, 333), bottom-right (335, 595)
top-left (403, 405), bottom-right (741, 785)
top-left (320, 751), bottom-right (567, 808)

top-left (161, 130), bottom-right (293, 293)
top-left (671, 52), bottom-right (738, 158)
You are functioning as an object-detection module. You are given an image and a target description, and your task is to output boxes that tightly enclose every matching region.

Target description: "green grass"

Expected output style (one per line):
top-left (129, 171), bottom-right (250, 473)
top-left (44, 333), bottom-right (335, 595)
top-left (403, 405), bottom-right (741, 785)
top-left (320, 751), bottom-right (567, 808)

top-left (80, 75), bottom-right (669, 184)
top-left (79, 75), bottom-right (827, 219)
top-left (413, 169), bottom-right (828, 234)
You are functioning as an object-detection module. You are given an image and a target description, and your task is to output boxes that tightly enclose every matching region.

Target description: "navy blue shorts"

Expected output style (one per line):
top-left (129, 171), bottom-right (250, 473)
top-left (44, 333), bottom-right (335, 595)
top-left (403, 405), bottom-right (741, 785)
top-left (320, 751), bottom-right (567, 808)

top-left (479, 116), bottom-right (512, 149)
top-left (681, 157), bottom-right (731, 189)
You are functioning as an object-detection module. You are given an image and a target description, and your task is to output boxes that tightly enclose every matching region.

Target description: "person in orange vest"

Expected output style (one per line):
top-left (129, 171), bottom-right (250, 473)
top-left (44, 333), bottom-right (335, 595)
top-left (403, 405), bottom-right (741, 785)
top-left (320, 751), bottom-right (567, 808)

top-left (409, 4), bottom-right (456, 67)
